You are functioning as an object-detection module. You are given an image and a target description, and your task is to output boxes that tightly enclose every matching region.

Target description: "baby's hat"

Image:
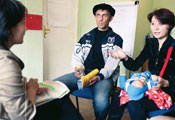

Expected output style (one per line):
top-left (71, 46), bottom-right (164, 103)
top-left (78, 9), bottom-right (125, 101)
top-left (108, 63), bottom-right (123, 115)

top-left (126, 71), bottom-right (151, 101)
top-left (126, 82), bottom-right (148, 101)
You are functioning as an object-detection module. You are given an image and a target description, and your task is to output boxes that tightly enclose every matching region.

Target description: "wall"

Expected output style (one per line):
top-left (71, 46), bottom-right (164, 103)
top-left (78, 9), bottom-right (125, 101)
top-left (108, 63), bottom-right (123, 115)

top-left (153, 0), bottom-right (175, 10)
top-left (130, 0), bottom-right (153, 75)
top-left (153, 0), bottom-right (175, 38)
top-left (12, 0), bottom-right (43, 81)
top-left (134, 0), bottom-right (153, 59)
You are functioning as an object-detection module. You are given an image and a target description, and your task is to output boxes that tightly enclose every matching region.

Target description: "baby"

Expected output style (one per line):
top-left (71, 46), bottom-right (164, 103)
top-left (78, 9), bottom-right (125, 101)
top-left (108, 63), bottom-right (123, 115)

top-left (119, 71), bottom-right (158, 101)
top-left (119, 71), bottom-right (172, 109)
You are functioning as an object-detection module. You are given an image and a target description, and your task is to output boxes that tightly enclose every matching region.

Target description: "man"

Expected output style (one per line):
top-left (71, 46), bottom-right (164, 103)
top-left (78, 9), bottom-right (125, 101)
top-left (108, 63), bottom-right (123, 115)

top-left (55, 3), bottom-right (123, 120)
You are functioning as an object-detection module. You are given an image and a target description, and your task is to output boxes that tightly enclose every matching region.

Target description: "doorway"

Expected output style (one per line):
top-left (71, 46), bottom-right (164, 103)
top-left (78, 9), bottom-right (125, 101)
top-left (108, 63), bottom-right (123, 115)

top-left (43, 0), bottom-right (78, 80)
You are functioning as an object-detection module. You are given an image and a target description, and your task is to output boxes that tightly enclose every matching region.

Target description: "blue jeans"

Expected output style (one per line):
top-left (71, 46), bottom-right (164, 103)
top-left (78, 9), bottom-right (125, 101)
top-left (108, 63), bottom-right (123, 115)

top-left (54, 72), bottom-right (114, 120)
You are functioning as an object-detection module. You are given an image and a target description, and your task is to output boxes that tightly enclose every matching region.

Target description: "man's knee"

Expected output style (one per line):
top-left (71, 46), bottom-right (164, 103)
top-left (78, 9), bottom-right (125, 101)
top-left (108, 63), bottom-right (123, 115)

top-left (53, 73), bottom-right (78, 90)
top-left (93, 95), bottom-right (109, 111)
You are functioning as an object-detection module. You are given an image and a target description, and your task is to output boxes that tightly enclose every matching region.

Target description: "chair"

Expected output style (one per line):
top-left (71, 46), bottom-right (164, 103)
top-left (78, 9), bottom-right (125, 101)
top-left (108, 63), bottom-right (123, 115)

top-left (71, 87), bottom-right (93, 112)
top-left (71, 86), bottom-right (129, 117)
top-left (71, 73), bottom-right (119, 112)
top-left (148, 105), bottom-right (175, 118)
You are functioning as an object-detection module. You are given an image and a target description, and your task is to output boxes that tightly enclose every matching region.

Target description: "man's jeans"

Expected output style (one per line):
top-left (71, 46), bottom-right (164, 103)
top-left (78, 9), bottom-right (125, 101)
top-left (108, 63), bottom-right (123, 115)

top-left (54, 72), bottom-right (114, 120)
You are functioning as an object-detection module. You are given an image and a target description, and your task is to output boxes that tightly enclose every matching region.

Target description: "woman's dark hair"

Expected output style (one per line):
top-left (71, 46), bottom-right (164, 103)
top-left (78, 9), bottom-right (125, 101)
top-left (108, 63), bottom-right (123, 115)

top-left (93, 3), bottom-right (115, 17)
top-left (0, 0), bottom-right (27, 45)
top-left (147, 8), bottom-right (175, 33)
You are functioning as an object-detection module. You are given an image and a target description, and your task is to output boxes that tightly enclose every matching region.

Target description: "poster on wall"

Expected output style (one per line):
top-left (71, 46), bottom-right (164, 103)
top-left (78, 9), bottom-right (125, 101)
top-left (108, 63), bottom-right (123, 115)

top-left (109, 1), bottom-right (139, 57)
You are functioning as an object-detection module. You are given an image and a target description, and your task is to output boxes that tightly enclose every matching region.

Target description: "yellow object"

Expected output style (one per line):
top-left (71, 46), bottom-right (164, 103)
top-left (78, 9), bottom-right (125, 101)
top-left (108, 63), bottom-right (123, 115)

top-left (77, 65), bottom-right (81, 69)
top-left (77, 65), bottom-right (85, 76)
top-left (77, 69), bottom-right (99, 89)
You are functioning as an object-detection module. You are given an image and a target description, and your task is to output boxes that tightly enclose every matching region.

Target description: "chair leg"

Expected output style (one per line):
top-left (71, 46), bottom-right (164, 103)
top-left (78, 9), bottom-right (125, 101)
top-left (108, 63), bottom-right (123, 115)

top-left (75, 96), bottom-right (80, 112)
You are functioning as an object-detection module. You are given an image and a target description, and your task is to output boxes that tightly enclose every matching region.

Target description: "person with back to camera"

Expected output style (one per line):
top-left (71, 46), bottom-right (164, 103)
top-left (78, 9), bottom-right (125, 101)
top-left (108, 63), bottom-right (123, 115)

top-left (0, 0), bottom-right (84, 120)
top-left (54, 3), bottom-right (123, 120)
top-left (108, 8), bottom-right (175, 120)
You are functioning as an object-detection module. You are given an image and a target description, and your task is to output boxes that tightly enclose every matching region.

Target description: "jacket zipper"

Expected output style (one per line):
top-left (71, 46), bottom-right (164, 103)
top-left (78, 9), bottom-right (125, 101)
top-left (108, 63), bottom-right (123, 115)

top-left (155, 50), bottom-right (159, 73)
top-left (155, 58), bottom-right (158, 70)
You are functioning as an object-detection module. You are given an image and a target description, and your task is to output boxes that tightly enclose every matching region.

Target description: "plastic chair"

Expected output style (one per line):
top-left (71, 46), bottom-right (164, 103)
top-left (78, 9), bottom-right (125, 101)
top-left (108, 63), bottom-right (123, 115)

top-left (71, 73), bottom-right (119, 112)
top-left (71, 86), bottom-right (129, 117)
top-left (148, 105), bottom-right (175, 118)
top-left (71, 87), bottom-right (92, 112)
top-left (71, 75), bottom-right (119, 111)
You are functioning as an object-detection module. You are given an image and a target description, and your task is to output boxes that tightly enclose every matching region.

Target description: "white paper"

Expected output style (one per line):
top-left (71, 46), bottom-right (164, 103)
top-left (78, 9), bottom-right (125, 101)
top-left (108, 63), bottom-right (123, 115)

top-left (109, 1), bottom-right (138, 57)
top-left (36, 80), bottom-right (70, 106)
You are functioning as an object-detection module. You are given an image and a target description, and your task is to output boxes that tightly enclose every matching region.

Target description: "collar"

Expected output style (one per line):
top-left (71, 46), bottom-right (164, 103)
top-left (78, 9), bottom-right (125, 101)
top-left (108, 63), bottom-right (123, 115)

top-left (89, 27), bottom-right (114, 38)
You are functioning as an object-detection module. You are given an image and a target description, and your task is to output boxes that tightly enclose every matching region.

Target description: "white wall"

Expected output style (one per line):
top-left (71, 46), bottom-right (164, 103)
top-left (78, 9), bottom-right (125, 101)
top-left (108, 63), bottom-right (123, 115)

top-left (12, 0), bottom-right (43, 81)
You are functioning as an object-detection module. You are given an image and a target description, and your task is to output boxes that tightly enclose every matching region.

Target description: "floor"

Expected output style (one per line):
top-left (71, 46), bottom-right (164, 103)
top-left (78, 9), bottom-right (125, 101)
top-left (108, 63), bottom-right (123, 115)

top-left (70, 95), bottom-right (131, 120)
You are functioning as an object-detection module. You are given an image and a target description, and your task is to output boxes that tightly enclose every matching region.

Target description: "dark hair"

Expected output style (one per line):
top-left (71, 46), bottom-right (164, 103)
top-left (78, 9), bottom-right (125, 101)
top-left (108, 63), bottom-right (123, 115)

top-left (0, 0), bottom-right (27, 45)
top-left (93, 3), bottom-right (115, 16)
top-left (147, 8), bottom-right (175, 33)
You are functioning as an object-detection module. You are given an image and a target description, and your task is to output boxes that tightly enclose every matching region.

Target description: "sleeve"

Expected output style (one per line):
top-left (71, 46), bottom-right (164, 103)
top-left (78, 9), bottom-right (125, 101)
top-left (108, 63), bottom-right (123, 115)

top-left (168, 76), bottom-right (175, 94)
top-left (72, 42), bottom-right (85, 71)
top-left (163, 74), bottom-right (175, 102)
top-left (72, 34), bottom-right (90, 71)
top-left (99, 35), bottom-right (123, 80)
top-left (99, 56), bottom-right (120, 80)
top-left (0, 53), bottom-right (36, 120)
top-left (123, 38), bottom-right (150, 71)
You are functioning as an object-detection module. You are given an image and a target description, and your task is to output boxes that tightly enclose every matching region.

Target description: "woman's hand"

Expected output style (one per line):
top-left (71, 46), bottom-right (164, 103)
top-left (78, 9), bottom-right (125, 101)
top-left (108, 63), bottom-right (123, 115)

top-left (27, 78), bottom-right (39, 92)
top-left (110, 46), bottom-right (128, 60)
top-left (27, 78), bottom-right (39, 104)
top-left (152, 76), bottom-right (169, 90)
top-left (37, 87), bottom-right (48, 95)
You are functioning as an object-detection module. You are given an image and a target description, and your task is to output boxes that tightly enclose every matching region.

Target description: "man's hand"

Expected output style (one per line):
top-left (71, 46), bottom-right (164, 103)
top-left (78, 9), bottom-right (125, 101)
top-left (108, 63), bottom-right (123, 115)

top-left (89, 76), bottom-right (100, 86)
top-left (74, 66), bottom-right (85, 78)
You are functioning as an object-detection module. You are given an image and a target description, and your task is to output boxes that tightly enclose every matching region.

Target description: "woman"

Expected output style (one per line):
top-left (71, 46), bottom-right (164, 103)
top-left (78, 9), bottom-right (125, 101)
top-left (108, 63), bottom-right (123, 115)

top-left (109, 8), bottom-right (175, 120)
top-left (0, 0), bottom-right (83, 120)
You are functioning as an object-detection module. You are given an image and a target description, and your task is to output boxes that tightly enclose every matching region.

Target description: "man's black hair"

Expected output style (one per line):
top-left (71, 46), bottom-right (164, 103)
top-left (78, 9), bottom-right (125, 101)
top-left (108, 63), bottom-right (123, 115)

top-left (93, 3), bottom-right (115, 16)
